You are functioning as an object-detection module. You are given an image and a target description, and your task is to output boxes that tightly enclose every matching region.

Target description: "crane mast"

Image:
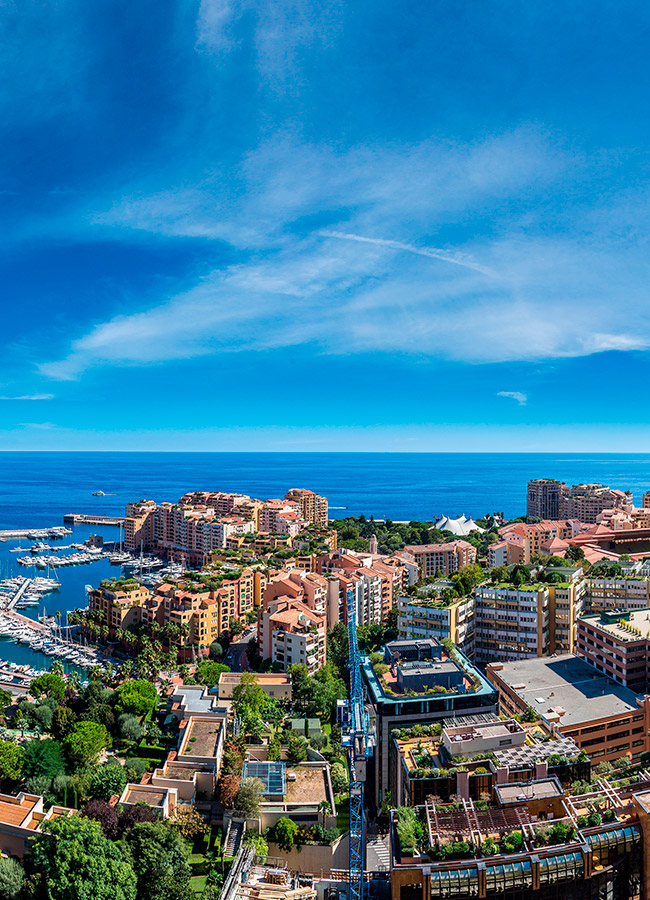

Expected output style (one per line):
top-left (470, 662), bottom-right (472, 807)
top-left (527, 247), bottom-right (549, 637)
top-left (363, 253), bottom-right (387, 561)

top-left (339, 588), bottom-right (375, 900)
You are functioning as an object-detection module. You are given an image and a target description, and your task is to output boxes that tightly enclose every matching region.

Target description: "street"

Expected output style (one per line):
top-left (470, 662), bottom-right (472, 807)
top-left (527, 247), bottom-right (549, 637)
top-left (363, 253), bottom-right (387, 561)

top-left (224, 625), bottom-right (257, 673)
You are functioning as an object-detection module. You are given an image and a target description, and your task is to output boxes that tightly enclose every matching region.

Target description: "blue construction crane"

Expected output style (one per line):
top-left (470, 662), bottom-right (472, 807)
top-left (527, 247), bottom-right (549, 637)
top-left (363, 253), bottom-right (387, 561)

top-left (338, 588), bottom-right (375, 900)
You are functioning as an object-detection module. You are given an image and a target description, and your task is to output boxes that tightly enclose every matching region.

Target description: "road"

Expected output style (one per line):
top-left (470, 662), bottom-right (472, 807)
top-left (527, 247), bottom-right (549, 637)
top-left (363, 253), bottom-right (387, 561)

top-left (224, 625), bottom-right (257, 673)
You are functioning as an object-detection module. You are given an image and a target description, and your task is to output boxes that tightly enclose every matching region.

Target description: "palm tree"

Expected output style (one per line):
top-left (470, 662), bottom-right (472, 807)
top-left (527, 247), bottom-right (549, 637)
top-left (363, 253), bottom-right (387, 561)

top-left (121, 660), bottom-right (134, 680)
top-left (50, 660), bottom-right (64, 679)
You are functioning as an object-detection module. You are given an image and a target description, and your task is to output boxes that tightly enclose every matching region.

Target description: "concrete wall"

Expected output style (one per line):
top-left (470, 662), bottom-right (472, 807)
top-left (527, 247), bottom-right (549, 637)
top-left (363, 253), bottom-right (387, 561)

top-left (266, 835), bottom-right (349, 875)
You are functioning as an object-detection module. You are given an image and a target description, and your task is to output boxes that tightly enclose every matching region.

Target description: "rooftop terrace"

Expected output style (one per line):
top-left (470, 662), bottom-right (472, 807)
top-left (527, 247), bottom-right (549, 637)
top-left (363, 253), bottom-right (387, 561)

top-left (180, 719), bottom-right (222, 758)
top-left (580, 608), bottom-right (650, 641)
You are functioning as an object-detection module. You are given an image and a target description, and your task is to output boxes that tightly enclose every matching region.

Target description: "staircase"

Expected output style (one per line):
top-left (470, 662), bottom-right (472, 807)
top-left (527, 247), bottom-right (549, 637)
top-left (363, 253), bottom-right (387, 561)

top-left (366, 834), bottom-right (391, 871)
top-left (224, 819), bottom-right (245, 857)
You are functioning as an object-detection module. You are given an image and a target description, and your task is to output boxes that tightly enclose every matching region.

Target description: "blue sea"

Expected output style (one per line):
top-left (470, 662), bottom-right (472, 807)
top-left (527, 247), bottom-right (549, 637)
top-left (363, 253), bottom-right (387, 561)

top-left (0, 451), bottom-right (648, 672)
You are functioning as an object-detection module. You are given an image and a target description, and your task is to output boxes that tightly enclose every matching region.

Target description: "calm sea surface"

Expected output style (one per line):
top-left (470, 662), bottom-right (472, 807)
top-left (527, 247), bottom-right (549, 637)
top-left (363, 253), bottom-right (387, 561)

top-left (0, 451), bottom-right (649, 671)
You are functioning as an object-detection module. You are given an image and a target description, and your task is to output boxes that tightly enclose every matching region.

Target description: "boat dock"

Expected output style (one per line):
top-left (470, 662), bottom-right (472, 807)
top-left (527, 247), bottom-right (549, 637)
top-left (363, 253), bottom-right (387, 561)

top-left (63, 514), bottom-right (125, 526)
top-left (8, 579), bottom-right (32, 609)
top-left (0, 526), bottom-right (71, 541)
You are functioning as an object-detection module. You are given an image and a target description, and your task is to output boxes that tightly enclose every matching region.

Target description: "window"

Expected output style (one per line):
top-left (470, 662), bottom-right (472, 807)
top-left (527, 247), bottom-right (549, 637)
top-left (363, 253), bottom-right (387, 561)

top-left (484, 860), bottom-right (532, 893)
top-left (539, 851), bottom-right (584, 884)
top-left (430, 868), bottom-right (479, 898)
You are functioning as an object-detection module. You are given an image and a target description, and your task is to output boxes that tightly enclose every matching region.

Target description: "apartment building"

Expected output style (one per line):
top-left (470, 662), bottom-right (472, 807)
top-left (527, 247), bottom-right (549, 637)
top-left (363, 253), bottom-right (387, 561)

top-left (361, 638), bottom-right (498, 806)
top-left (91, 568), bottom-right (264, 652)
top-left (284, 488), bottom-right (328, 527)
top-left (257, 499), bottom-right (304, 536)
top-left (124, 499), bottom-right (158, 552)
top-left (584, 574), bottom-right (650, 612)
top-left (316, 548), bottom-right (399, 626)
top-left (552, 571), bottom-right (587, 654)
top-left (474, 581), bottom-right (551, 664)
top-left (577, 609), bottom-right (650, 692)
top-left (262, 569), bottom-right (328, 616)
top-left (527, 480), bottom-right (632, 524)
top-left (123, 487), bottom-right (327, 559)
top-left (88, 580), bottom-right (152, 630)
top-left (396, 593), bottom-right (475, 656)
top-left (486, 654), bottom-right (650, 764)
top-left (390, 780), bottom-right (649, 900)
top-left (403, 540), bottom-right (477, 578)
top-left (494, 520), bottom-right (582, 565)
top-left (526, 479), bottom-right (568, 520)
top-left (257, 598), bottom-right (327, 674)
top-left (474, 570), bottom-right (585, 664)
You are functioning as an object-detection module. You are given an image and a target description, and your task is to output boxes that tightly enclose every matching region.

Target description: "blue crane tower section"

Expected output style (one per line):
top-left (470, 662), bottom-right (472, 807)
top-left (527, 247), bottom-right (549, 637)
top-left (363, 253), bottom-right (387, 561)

top-left (337, 588), bottom-right (376, 900)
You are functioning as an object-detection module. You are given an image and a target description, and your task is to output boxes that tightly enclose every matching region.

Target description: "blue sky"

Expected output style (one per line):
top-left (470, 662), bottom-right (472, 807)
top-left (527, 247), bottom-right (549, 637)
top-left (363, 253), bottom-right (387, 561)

top-left (2, 0), bottom-right (650, 450)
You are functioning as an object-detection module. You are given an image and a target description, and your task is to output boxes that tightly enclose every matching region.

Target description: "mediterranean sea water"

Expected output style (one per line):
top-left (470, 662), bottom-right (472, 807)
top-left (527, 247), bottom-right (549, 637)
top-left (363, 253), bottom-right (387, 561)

top-left (0, 451), bottom-right (649, 671)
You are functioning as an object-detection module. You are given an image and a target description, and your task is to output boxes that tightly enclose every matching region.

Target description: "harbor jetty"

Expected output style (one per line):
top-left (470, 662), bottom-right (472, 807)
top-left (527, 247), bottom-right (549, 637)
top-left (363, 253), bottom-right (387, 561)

top-left (63, 513), bottom-right (125, 526)
top-left (0, 526), bottom-right (71, 542)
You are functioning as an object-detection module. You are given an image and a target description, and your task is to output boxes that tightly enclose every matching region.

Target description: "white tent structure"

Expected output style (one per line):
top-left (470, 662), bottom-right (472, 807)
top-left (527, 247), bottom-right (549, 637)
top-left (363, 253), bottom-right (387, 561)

top-left (434, 514), bottom-right (484, 536)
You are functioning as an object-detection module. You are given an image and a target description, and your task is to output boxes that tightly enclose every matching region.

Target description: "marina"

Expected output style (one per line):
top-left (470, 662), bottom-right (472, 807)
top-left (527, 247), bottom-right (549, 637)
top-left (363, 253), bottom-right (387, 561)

top-left (0, 519), bottom-right (187, 675)
top-left (0, 522), bottom-right (126, 673)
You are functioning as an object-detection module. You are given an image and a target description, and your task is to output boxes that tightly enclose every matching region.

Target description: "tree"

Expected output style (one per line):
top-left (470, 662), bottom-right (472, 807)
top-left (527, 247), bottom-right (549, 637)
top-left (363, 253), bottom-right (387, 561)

top-left (566, 546), bottom-right (585, 562)
top-left (51, 706), bottom-right (77, 741)
top-left (219, 774), bottom-right (241, 808)
top-left (287, 734), bottom-right (307, 764)
top-left (90, 763), bottom-right (127, 801)
top-left (64, 722), bottom-right (109, 766)
top-left (0, 742), bottom-right (23, 783)
top-left (208, 641), bottom-right (223, 660)
top-left (267, 733), bottom-right (282, 762)
top-left (23, 739), bottom-right (65, 781)
top-left (0, 688), bottom-right (12, 713)
top-left (194, 659), bottom-right (230, 689)
top-left (330, 762), bottom-right (348, 794)
top-left (81, 799), bottom-right (121, 840)
top-left (31, 815), bottom-right (137, 900)
top-left (229, 617), bottom-right (244, 636)
top-left (120, 803), bottom-right (158, 832)
top-left (232, 673), bottom-right (266, 720)
top-left (244, 832), bottom-right (268, 860)
top-left (0, 857), bottom-right (24, 900)
top-left (122, 821), bottom-right (191, 900)
top-left (273, 817), bottom-right (297, 852)
top-left (235, 777), bottom-right (264, 817)
top-left (169, 804), bottom-right (206, 839)
top-left (319, 800), bottom-right (332, 817)
top-left (118, 714), bottom-right (143, 744)
top-left (221, 745), bottom-right (243, 776)
top-left (115, 680), bottom-right (158, 717)
top-left (29, 672), bottom-right (66, 702)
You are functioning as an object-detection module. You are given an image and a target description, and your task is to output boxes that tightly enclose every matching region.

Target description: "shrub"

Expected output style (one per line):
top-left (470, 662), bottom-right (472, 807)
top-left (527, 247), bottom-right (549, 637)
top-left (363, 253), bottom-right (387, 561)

top-left (501, 831), bottom-right (524, 853)
top-left (90, 764), bottom-right (127, 801)
top-left (330, 763), bottom-right (348, 794)
top-left (273, 817), bottom-right (297, 852)
top-left (287, 734), bottom-right (307, 764)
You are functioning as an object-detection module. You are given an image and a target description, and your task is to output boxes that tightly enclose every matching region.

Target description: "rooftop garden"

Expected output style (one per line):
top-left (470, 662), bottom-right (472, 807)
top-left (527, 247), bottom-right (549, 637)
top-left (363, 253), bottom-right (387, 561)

top-left (99, 578), bottom-right (144, 593)
top-left (181, 570), bottom-right (243, 591)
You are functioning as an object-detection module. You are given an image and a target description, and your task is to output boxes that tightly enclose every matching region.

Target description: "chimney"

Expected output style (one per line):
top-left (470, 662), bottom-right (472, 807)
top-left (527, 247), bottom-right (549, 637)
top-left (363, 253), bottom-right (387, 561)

top-left (535, 760), bottom-right (548, 780)
top-left (456, 769), bottom-right (470, 800)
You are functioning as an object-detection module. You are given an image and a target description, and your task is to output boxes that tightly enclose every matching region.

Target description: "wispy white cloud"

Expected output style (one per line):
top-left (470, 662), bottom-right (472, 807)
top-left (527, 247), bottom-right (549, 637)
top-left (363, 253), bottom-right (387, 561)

top-left (37, 123), bottom-right (650, 378)
top-left (20, 422), bottom-right (57, 430)
top-left (0, 394), bottom-right (54, 400)
top-left (498, 391), bottom-right (527, 406)
top-left (319, 231), bottom-right (496, 276)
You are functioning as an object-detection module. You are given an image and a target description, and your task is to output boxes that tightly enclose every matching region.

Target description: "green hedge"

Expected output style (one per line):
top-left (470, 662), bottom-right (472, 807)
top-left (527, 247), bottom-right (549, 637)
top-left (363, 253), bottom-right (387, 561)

top-left (135, 744), bottom-right (167, 762)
